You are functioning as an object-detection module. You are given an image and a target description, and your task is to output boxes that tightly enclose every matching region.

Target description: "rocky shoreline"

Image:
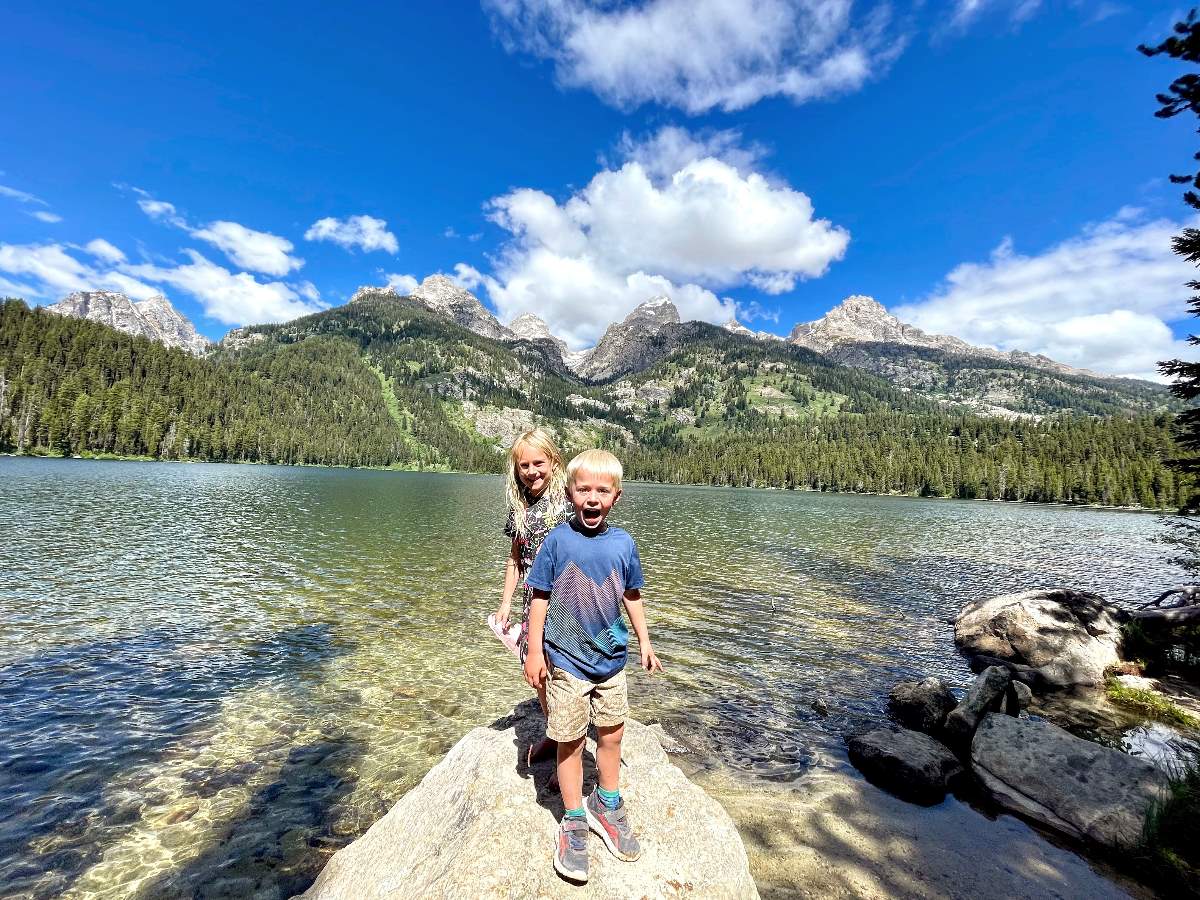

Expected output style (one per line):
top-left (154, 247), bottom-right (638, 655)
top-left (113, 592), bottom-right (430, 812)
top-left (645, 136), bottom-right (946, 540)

top-left (295, 588), bottom-right (1195, 898)
top-left (843, 588), bottom-right (1198, 893)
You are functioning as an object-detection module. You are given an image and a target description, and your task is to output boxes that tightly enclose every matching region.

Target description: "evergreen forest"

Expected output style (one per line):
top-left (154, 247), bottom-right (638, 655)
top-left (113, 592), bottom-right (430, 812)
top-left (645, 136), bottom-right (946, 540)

top-left (1, 297), bottom-right (1191, 509)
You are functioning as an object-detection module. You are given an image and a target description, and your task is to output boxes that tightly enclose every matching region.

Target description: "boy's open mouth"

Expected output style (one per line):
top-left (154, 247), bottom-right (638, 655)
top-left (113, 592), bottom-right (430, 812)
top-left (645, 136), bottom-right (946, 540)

top-left (580, 508), bottom-right (603, 528)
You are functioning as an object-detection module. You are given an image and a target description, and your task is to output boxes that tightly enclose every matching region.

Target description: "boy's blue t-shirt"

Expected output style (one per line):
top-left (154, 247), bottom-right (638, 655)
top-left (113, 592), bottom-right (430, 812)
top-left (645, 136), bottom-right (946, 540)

top-left (525, 520), bottom-right (644, 682)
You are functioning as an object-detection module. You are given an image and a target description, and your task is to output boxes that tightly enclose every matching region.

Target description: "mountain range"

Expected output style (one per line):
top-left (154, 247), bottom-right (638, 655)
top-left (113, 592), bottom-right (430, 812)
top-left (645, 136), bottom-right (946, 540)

top-left (36, 277), bottom-right (1172, 422)
top-left (45, 291), bottom-right (210, 356)
top-left (2, 283), bottom-right (1186, 508)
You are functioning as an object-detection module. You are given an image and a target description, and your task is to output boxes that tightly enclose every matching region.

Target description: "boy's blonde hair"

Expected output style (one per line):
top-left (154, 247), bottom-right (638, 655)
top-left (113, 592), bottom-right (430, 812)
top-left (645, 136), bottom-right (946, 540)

top-left (506, 428), bottom-right (568, 538)
top-left (567, 449), bottom-right (624, 491)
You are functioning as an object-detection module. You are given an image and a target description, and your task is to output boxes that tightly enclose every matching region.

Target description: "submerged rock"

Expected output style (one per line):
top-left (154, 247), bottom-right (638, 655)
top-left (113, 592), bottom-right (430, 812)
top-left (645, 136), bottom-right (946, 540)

top-left (887, 677), bottom-right (957, 734)
top-left (846, 726), bottom-right (964, 806)
top-left (971, 713), bottom-right (1166, 848)
top-left (297, 705), bottom-right (757, 899)
top-left (955, 589), bottom-right (1125, 688)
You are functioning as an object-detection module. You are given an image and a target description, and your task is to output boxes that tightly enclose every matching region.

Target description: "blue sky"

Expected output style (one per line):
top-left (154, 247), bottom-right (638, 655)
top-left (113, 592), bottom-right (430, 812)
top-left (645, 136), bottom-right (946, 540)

top-left (0, 0), bottom-right (1194, 378)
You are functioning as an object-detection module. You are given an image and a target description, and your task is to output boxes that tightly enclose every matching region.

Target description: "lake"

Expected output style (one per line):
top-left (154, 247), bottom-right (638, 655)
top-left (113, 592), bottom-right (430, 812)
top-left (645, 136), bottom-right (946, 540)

top-left (0, 457), bottom-right (1179, 898)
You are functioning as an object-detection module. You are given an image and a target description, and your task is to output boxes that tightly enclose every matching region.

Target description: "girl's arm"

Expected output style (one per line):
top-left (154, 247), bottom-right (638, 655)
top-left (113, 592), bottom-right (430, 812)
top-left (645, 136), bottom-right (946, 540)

top-left (494, 537), bottom-right (521, 628)
top-left (523, 589), bottom-right (550, 688)
top-left (623, 589), bottom-right (663, 673)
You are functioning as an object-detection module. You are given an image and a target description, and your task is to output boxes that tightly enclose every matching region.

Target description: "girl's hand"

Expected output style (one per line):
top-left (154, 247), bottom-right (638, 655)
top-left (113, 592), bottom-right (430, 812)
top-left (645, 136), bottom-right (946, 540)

top-left (524, 652), bottom-right (548, 689)
top-left (494, 600), bottom-right (511, 630)
top-left (641, 644), bottom-right (664, 674)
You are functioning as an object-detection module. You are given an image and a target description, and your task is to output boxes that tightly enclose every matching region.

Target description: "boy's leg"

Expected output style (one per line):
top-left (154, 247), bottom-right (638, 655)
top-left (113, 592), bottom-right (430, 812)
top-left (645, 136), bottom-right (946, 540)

top-left (556, 734), bottom-right (586, 811)
top-left (545, 667), bottom-right (592, 882)
top-left (594, 722), bottom-right (624, 793)
top-left (584, 672), bottom-right (642, 862)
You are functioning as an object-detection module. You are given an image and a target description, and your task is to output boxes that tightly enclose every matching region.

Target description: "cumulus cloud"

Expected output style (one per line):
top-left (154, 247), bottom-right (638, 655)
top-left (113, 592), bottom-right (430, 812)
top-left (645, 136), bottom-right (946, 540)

top-left (304, 215), bottom-right (399, 254)
top-left (610, 126), bottom-right (767, 181)
top-left (0, 242), bottom-right (158, 300)
top-left (459, 126), bottom-right (847, 347)
top-left (381, 272), bottom-right (420, 294)
top-left (190, 220), bottom-right (304, 276)
top-left (483, 0), bottom-right (901, 113)
top-left (894, 212), bottom-right (1196, 381)
top-left (0, 240), bottom-right (322, 326)
top-left (125, 251), bottom-right (324, 324)
top-left (128, 187), bottom-right (303, 275)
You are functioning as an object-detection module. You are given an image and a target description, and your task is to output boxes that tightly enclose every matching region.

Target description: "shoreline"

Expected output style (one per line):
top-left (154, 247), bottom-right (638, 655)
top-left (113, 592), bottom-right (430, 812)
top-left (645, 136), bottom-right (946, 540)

top-left (689, 758), bottom-right (1151, 900)
top-left (0, 451), bottom-right (1176, 514)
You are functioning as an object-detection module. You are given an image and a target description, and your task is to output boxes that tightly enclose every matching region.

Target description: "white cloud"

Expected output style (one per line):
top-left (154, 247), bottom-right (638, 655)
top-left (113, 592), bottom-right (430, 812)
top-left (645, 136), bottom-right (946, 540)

top-left (304, 215), bottom-right (399, 254)
top-left (295, 280), bottom-right (321, 302)
top-left (460, 126), bottom-right (847, 347)
top-left (129, 188), bottom-right (303, 275)
top-left (0, 184), bottom-right (49, 206)
top-left (944, 0), bottom-right (1046, 33)
top-left (31, 211), bottom-right (62, 223)
top-left (190, 220), bottom-right (304, 276)
top-left (611, 126), bottom-right (767, 181)
top-left (126, 250), bottom-right (325, 325)
top-left (483, 0), bottom-right (902, 113)
top-left (894, 212), bottom-right (1196, 381)
top-left (136, 196), bottom-right (188, 229)
top-left (0, 242), bottom-right (158, 300)
top-left (381, 272), bottom-right (419, 294)
top-left (84, 239), bottom-right (126, 264)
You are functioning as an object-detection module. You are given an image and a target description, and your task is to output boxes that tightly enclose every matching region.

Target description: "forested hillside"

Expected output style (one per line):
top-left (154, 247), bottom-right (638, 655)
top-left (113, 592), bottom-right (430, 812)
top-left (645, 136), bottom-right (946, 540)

top-left (1, 296), bottom-right (1191, 508)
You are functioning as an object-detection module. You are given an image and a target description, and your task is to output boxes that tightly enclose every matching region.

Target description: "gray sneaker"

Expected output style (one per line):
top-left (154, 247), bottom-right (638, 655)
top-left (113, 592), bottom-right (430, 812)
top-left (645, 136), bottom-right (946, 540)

top-left (585, 790), bottom-right (642, 861)
top-left (554, 816), bottom-right (590, 883)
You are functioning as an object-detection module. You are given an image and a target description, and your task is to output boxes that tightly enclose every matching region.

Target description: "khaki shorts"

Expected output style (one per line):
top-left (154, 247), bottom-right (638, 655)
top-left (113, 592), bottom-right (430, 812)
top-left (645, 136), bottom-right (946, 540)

top-left (545, 666), bottom-right (629, 742)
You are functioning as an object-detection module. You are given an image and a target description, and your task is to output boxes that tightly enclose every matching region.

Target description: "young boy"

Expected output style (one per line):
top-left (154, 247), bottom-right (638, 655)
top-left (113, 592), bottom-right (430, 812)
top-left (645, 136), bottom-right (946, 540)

top-left (523, 449), bottom-right (663, 884)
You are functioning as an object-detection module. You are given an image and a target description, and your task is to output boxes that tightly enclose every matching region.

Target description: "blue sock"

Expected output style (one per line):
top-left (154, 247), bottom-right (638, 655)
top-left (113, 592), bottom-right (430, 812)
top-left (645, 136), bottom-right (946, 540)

top-left (597, 786), bottom-right (620, 809)
top-left (565, 806), bottom-right (585, 819)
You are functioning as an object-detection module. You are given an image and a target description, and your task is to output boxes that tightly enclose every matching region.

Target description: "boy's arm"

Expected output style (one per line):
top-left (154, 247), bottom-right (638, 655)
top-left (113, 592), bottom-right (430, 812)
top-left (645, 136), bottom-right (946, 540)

top-left (523, 588), bottom-right (550, 688)
top-left (623, 589), bottom-right (664, 674)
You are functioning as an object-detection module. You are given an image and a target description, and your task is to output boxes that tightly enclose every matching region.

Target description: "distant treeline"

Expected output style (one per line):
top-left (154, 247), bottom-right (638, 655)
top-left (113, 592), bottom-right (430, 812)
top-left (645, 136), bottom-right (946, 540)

top-left (0, 299), bottom-right (1191, 508)
top-left (624, 411), bottom-right (1187, 507)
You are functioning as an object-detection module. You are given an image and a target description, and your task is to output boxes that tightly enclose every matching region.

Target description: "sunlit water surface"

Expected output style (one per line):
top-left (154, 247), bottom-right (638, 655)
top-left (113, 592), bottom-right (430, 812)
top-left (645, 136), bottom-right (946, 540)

top-left (0, 457), bottom-right (1179, 898)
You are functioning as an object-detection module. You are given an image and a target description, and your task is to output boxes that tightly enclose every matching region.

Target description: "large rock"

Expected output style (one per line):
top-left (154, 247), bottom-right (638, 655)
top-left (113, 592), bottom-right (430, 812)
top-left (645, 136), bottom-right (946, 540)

top-left (943, 666), bottom-right (1015, 749)
top-left (955, 589), bottom-right (1125, 688)
top-left (887, 677), bottom-right (957, 734)
top-left (299, 703), bottom-right (758, 899)
top-left (846, 726), bottom-right (964, 806)
top-left (971, 713), bottom-right (1167, 848)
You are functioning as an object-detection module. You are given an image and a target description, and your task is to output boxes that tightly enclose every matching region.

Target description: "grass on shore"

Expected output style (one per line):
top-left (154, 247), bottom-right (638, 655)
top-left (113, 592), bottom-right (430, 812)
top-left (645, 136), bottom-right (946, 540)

top-left (1138, 757), bottom-right (1200, 897)
top-left (1105, 677), bottom-right (1200, 730)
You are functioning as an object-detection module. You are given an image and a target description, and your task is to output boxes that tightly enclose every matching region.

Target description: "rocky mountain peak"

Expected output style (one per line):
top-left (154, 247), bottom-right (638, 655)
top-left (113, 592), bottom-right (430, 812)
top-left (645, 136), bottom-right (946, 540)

top-left (789, 294), bottom-right (1096, 379)
top-left (624, 295), bottom-right (680, 330)
top-left (573, 295), bottom-right (682, 381)
top-left (350, 285), bottom-right (400, 303)
top-left (789, 294), bottom-right (921, 351)
top-left (508, 313), bottom-right (559, 344)
top-left (411, 275), bottom-right (512, 341)
top-left (46, 291), bottom-right (209, 356)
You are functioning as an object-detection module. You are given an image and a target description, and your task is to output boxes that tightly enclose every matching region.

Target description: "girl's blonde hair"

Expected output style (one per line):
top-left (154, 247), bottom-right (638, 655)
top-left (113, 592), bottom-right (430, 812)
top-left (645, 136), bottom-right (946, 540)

top-left (506, 428), bottom-right (568, 537)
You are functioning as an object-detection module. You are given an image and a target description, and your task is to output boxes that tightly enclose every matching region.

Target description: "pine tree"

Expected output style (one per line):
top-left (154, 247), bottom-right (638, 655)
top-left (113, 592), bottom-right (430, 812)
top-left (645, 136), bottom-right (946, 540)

top-left (1142, 11), bottom-right (1200, 482)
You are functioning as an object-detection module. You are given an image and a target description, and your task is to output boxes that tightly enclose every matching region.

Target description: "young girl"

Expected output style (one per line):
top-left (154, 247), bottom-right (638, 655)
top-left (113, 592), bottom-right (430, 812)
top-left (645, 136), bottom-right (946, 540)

top-left (490, 428), bottom-right (573, 762)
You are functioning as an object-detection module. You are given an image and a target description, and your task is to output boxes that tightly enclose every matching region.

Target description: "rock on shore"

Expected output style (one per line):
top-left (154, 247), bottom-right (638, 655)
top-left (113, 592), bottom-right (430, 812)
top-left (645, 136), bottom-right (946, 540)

top-left (971, 713), bottom-right (1167, 848)
top-left (297, 703), bottom-right (758, 899)
top-left (955, 589), bottom-right (1125, 688)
